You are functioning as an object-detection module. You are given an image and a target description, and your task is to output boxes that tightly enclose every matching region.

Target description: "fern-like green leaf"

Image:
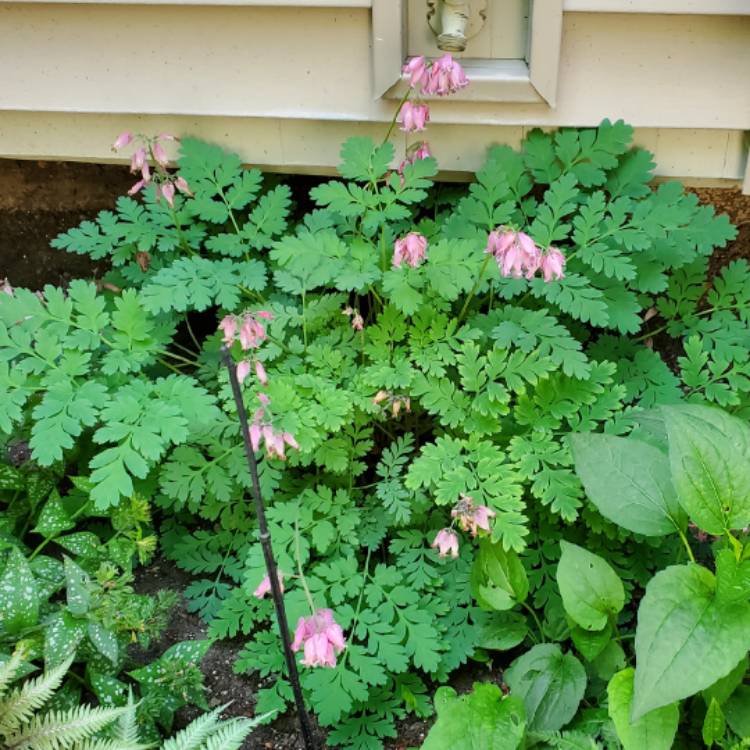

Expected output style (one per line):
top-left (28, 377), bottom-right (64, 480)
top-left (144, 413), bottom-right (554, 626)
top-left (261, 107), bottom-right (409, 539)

top-left (0, 654), bottom-right (74, 735)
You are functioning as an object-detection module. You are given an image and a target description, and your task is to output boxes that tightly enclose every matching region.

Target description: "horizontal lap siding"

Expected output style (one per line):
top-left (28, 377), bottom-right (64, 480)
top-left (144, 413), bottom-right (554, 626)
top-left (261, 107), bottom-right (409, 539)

top-left (0, 4), bottom-right (747, 180)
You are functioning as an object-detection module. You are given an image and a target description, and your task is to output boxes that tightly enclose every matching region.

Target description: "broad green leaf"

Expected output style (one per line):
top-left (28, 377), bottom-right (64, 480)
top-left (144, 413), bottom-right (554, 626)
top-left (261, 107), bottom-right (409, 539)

top-left (633, 563), bottom-right (750, 719)
top-left (0, 547), bottom-right (39, 633)
top-left (608, 668), bottom-right (678, 750)
top-left (570, 432), bottom-right (684, 536)
top-left (505, 644), bottom-right (586, 732)
top-left (477, 612), bottom-right (527, 651)
top-left (702, 698), bottom-right (726, 747)
top-left (590, 640), bottom-right (626, 682)
top-left (715, 550), bottom-right (750, 606)
top-left (421, 683), bottom-right (526, 750)
top-left (664, 404), bottom-right (750, 534)
top-left (472, 538), bottom-right (528, 612)
top-left (702, 655), bottom-right (748, 706)
top-left (556, 541), bottom-right (624, 631)
top-left (724, 685), bottom-right (750, 738)
top-left (569, 622), bottom-right (611, 661)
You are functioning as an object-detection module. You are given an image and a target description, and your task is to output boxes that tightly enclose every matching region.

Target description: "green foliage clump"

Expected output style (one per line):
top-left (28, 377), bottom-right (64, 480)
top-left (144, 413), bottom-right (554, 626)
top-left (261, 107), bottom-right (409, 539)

top-left (1, 119), bottom-right (749, 749)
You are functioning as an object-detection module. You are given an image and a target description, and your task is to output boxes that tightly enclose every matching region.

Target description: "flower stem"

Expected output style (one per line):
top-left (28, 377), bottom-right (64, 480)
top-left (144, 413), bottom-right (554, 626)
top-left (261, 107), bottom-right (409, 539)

top-left (383, 89), bottom-right (411, 144)
top-left (294, 517), bottom-right (316, 614)
top-left (458, 254), bottom-right (492, 323)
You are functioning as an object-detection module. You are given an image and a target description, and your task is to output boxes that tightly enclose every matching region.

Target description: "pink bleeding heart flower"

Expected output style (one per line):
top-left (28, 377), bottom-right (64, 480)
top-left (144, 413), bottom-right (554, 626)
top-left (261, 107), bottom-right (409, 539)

top-left (1, 278), bottom-right (13, 296)
top-left (236, 360), bottom-right (251, 385)
top-left (351, 313), bottom-right (364, 331)
top-left (253, 570), bottom-right (284, 599)
top-left (413, 142), bottom-right (432, 160)
top-left (393, 232), bottom-right (428, 268)
top-left (423, 53), bottom-right (469, 96)
top-left (256, 310), bottom-right (274, 320)
top-left (239, 314), bottom-right (267, 350)
top-left (485, 228), bottom-right (542, 279)
top-left (127, 179), bottom-right (145, 196)
top-left (112, 131), bottom-right (134, 151)
top-left (451, 494), bottom-right (496, 537)
top-left (283, 432), bottom-right (299, 450)
top-left (431, 528), bottom-right (460, 558)
top-left (399, 101), bottom-right (430, 133)
top-left (157, 133), bottom-right (178, 142)
top-left (255, 359), bottom-right (268, 386)
top-left (218, 315), bottom-right (237, 346)
top-left (152, 140), bottom-right (169, 167)
top-left (292, 609), bottom-right (346, 668)
top-left (174, 176), bottom-right (192, 195)
top-left (160, 181), bottom-right (175, 207)
top-left (541, 246), bottom-right (566, 282)
top-left (130, 147), bottom-right (146, 173)
top-left (402, 55), bottom-right (429, 89)
top-left (258, 392), bottom-right (270, 406)
top-left (140, 161), bottom-right (151, 184)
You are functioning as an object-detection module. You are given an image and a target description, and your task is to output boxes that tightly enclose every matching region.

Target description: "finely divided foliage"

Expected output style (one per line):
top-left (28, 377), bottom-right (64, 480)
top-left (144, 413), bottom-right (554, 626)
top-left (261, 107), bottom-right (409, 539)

top-left (1, 89), bottom-right (749, 749)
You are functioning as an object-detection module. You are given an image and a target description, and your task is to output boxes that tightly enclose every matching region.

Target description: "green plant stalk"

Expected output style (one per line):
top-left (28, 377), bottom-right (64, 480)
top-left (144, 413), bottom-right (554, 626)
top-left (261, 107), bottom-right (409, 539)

top-left (458, 254), bottom-right (492, 323)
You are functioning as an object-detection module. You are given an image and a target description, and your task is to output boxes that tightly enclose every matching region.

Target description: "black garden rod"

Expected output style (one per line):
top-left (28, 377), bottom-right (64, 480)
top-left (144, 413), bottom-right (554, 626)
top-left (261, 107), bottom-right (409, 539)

top-left (221, 345), bottom-right (317, 750)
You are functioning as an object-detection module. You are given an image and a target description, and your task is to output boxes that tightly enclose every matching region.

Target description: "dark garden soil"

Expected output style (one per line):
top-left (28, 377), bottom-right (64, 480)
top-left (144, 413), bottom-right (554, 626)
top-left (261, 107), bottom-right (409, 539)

top-left (3, 158), bottom-right (750, 748)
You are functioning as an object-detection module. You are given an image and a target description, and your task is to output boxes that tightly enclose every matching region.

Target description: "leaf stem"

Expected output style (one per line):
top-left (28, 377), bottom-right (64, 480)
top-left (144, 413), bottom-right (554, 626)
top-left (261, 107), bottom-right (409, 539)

top-left (677, 527), bottom-right (696, 563)
top-left (520, 601), bottom-right (545, 643)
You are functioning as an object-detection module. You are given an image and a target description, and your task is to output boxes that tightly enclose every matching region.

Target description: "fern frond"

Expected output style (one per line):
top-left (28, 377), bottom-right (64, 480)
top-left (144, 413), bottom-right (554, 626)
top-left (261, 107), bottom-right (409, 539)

top-left (6, 704), bottom-right (125, 750)
top-left (199, 719), bottom-right (255, 750)
top-left (0, 654), bottom-right (74, 736)
top-left (0, 646), bottom-right (30, 700)
top-left (113, 690), bottom-right (142, 746)
top-left (161, 707), bottom-right (225, 750)
top-left (71, 739), bottom-right (151, 750)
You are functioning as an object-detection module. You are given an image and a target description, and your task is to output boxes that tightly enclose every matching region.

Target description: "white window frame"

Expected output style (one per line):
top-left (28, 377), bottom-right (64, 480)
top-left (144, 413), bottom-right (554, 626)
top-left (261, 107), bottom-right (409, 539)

top-left (372, 0), bottom-right (563, 105)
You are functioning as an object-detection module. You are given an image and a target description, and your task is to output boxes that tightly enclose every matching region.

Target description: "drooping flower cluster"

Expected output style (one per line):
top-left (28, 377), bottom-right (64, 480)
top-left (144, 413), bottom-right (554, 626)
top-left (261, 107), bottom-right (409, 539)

top-left (219, 311), bottom-right (273, 386)
top-left (112, 131), bottom-right (191, 206)
top-left (253, 570), bottom-right (285, 599)
top-left (342, 306), bottom-right (364, 331)
top-left (392, 232), bottom-right (428, 269)
top-left (485, 227), bottom-right (566, 282)
top-left (373, 389), bottom-right (411, 417)
top-left (451, 494), bottom-right (496, 537)
top-left (403, 53), bottom-right (469, 97)
top-left (397, 53), bottom-right (468, 140)
top-left (249, 393), bottom-right (299, 461)
top-left (292, 608), bottom-right (346, 668)
top-left (431, 495), bottom-right (496, 559)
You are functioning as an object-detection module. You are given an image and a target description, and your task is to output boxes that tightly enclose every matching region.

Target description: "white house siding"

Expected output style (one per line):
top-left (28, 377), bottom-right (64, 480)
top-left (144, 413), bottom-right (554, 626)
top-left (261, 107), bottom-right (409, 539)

top-left (0, 2), bottom-right (748, 187)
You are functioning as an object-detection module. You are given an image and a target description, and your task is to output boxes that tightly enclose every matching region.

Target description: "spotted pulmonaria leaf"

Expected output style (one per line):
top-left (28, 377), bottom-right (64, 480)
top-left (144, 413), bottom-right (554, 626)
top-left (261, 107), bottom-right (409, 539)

top-left (32, 490), bottom-right (75, 538)
top-left (90, 671), bottom-right (129, 707)
top-left (64, 556), bottom-right (91, 616)
top-left (45, 610), bottom-right (86, 667)
top-left (88, 622), bottom-right (119, 665)
top-left (0, 547), bottom-right (40, 634)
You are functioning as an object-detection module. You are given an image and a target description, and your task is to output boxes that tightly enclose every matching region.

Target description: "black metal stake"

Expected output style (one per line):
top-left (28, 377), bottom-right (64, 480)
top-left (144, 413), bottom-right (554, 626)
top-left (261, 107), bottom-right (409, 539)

top-left (221, 346), bottom-right (317, 750)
